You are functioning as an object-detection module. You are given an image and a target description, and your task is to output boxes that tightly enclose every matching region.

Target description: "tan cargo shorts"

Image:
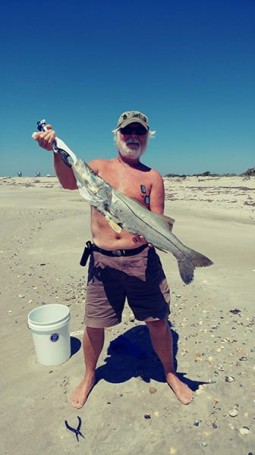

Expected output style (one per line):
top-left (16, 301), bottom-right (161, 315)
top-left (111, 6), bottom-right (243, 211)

top-left (84, 245), bottom-right (170, 328)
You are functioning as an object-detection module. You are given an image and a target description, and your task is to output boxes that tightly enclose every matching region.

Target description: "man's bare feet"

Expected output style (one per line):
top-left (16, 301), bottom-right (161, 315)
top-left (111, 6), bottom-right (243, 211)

top-left (71, 374), bottom-right (95, 409)
top-left (166, 372), bottom-right (193, 405)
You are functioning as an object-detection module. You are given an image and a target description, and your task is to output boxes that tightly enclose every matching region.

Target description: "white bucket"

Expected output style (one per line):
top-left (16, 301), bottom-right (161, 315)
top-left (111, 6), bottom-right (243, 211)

top-left (28, 304), bottom-right (71, 366)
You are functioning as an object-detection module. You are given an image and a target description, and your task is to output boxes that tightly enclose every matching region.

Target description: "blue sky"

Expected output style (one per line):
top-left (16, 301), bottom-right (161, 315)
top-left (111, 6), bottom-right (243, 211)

top-left (1, 0), bottom-right (254, 176)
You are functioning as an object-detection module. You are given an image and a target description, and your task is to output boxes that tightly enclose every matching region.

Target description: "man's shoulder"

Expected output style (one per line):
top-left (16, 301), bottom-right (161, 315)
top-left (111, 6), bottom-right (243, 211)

top-left (138, 162), bottom-right (162, 176)
top-left (147, 166), bottom-right (163, 180)
top-left (88, 157), bottom-right (113, 173)
top-left (88, 157), bottom-right (110, 165)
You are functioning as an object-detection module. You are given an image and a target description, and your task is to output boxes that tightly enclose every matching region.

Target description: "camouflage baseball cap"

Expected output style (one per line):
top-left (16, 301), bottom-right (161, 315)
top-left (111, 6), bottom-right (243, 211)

top-left (116, 111), bottom-right (149, 130)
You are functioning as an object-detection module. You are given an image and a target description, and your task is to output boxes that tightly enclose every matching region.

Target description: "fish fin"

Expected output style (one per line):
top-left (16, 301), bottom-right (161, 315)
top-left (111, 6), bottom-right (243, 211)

top-left (155, 246), bottom-right (168, 253)
top-left (108, 219), bottom-right (122, 233)
top-left (161, 214), bottom-right (175, 231)
top-left (178, 251), bottom-right (213, 285)
top-left (104, 213), bottom-right (122, 233)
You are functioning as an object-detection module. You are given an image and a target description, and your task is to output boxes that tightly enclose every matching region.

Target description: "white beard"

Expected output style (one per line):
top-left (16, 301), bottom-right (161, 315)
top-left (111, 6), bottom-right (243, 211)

top-left (115, 132), bottom-right (146, 160)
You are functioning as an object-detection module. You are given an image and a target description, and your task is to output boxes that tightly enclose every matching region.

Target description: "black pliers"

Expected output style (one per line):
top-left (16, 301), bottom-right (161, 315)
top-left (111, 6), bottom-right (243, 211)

top-left (65, 416), bottom-right (85, 441)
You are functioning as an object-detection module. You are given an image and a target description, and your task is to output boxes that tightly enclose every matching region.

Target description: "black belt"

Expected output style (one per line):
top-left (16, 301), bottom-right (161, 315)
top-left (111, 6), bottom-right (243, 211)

top-left (80, 241), bottom-right (148, 267)
top-left (92, 243), bottom-right (148, 257)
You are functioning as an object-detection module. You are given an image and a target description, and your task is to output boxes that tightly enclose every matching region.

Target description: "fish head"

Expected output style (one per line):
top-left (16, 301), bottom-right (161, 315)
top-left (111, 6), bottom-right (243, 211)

top-left (72, 159), bottom-right (112, 201)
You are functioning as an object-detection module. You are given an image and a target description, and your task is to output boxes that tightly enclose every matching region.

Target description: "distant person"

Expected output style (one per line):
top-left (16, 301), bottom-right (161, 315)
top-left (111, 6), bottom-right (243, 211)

top-left (17, 171), bottom-right (22, 177)
top-left (34, 110), bottom-right (193, 408)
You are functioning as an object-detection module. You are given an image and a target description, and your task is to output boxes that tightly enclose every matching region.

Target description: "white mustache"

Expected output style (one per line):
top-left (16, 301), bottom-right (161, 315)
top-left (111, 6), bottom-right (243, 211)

top-left (126, 138), bottom-right (140, 145)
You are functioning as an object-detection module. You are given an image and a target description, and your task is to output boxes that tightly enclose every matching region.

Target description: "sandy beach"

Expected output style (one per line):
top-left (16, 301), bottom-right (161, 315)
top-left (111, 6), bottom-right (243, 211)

top-left (0, 175), bottom-right (254, 455)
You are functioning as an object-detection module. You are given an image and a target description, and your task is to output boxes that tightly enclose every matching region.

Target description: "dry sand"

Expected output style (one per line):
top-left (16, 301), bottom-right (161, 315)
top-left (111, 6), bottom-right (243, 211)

top-left (0, 175), bottom-right (254, 455)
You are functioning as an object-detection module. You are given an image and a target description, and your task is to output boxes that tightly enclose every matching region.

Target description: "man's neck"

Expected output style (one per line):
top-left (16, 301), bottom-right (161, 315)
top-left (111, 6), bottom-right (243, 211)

top-left (117, 153), bottom-right (141, 168)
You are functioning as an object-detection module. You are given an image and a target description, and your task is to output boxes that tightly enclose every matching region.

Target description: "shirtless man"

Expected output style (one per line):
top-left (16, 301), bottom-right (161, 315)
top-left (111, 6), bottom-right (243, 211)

top-left (34, 110), bottom-right (193, 407)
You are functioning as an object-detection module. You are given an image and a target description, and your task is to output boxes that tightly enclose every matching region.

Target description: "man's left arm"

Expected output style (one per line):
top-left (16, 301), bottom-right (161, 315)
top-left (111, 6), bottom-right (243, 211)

top-left (132, 170), bottom-right (165, 245)
top-left (149, 170), bottom-right (165, 215)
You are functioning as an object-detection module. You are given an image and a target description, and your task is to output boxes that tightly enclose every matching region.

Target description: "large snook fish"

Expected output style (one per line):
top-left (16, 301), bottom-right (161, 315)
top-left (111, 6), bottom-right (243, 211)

top-left (33, 122), bottom-right (213, 285)
top-left (71, 158), bottom-right (213, 285)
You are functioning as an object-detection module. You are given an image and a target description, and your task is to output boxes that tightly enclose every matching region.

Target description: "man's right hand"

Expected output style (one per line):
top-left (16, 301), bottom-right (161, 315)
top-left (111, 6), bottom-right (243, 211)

top-left (33, 124), bottom-right (56, 151)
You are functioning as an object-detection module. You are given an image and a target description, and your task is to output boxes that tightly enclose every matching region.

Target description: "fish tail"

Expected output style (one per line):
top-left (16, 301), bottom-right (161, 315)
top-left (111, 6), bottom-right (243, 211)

top-left (178, 250), bottom-right (213, 285)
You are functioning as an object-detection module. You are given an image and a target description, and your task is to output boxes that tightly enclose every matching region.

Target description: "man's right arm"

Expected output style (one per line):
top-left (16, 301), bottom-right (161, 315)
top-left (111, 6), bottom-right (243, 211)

top-left (34, 125), bottom-right (77, 190)
top-left (53, 152), bottom-right (77, 189)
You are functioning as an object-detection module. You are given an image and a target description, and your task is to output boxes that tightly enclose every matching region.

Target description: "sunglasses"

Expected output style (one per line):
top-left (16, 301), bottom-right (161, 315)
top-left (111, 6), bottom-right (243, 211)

top-left (120, 125), bottom-right (148, 136)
